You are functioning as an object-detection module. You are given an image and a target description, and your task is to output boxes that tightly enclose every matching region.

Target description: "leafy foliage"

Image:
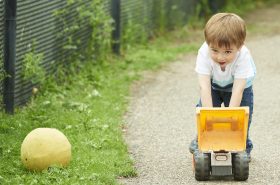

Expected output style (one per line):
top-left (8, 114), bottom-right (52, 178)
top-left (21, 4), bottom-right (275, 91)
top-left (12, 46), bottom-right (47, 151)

top-left (54, 0), bottom-right (113, 64)
top-left (22, 45), bottom-right (45, 84)
top-left (22, 53), bottom-right (44, 83)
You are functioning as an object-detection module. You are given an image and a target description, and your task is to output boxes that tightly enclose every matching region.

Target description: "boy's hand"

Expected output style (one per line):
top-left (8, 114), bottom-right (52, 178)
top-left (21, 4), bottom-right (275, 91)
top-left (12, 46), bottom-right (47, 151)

top-left (229, 79), bottom-right (246, 107)
top-left (198, 74), bottom-right (213, 107)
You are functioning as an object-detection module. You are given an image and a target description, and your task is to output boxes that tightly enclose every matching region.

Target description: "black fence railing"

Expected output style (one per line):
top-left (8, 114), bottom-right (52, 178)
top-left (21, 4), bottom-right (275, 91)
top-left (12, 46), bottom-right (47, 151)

top-left (0, 1), bottom-right (6, 110)
top-left (1, 0), bottom-right (221, 114)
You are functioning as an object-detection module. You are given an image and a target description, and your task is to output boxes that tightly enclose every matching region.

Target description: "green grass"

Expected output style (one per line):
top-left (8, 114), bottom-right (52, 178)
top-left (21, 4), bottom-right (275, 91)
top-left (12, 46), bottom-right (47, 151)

top-left (0, 29), bottom-right (199, 185)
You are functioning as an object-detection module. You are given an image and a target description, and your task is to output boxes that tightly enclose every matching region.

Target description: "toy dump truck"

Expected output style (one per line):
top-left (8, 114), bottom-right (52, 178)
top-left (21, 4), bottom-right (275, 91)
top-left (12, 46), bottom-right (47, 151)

top-left (193, 107), bottom-right (250, 181)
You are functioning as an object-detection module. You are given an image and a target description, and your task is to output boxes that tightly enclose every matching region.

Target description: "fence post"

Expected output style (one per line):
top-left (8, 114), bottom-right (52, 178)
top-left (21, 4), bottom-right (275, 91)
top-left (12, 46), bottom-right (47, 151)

top-left (111, 0), bottom-right (120, 54)
top-left (208, 0), bottom-right (225, 13)
top-left (4, 0), bottom-right (17, 114)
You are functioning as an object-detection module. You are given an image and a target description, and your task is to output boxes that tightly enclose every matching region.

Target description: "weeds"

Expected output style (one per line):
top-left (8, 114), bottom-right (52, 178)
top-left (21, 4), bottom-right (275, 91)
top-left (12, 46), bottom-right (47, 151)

top-left (0, 28), bottom-right (198, 184)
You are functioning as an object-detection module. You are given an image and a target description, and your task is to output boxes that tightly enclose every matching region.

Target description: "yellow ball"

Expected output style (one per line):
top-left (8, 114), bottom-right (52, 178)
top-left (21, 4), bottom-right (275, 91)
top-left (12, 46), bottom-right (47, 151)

top-left (21, 128), bottom-right (71, 171)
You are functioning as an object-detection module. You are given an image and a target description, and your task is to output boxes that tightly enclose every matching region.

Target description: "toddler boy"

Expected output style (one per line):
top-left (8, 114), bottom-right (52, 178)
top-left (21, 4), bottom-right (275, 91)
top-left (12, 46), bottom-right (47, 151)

top-left (189, 13), bottom-right (256, 160)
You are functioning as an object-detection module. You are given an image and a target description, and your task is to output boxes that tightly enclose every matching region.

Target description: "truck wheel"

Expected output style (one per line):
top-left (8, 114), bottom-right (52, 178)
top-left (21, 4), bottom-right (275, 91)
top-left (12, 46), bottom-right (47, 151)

top-left (193, 151), bottom-right (211, 181)
top-left (233, 152), bottom-right (249, 181)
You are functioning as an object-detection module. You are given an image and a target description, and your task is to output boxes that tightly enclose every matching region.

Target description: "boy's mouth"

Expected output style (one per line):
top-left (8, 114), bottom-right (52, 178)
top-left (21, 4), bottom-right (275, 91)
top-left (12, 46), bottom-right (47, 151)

top-left (219, 62), bottom-right (226, 65)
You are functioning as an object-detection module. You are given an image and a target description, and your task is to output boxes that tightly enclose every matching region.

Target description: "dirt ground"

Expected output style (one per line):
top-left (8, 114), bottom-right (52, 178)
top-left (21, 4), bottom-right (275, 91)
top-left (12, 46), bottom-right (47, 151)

top-left (120, 4), bottom-right (280, 185)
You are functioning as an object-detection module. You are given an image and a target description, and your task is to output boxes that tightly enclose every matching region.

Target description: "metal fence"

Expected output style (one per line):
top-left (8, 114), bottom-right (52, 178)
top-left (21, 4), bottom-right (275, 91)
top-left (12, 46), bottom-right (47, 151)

top-left (14, 0), bottom-right (110, 107)
top-left (0, 0), bottom-right (4, 108)
top-left (1, 0), bottom-right (204, 113)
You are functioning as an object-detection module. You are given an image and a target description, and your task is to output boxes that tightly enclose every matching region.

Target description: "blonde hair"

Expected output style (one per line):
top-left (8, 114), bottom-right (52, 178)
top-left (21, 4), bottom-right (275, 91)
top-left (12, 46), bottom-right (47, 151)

top-left (204, 13), bottom-right (246, 49)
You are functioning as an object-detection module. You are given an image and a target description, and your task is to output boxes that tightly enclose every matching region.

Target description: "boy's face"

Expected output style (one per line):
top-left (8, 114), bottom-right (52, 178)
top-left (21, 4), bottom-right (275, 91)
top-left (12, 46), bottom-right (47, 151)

top-left (209, 44), bottom-right (240, 69)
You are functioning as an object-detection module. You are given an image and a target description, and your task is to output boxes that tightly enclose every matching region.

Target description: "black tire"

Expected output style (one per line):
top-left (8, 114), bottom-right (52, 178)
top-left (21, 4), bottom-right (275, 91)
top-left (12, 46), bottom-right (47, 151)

top-left (193, 151), bottom-right (211, 181)
top-left (233, 152), bottom-right (249, 181)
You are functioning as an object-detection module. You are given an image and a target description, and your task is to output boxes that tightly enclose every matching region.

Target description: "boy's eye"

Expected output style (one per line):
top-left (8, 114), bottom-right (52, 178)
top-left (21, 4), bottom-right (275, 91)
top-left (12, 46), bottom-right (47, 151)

top-left (211, 49), bottom-right (218, 53)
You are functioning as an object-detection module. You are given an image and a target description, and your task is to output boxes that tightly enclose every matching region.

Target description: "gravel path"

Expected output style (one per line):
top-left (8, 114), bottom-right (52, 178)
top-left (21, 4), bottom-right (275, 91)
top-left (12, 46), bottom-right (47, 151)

top-left (120, 5), bottom-right (280, 185)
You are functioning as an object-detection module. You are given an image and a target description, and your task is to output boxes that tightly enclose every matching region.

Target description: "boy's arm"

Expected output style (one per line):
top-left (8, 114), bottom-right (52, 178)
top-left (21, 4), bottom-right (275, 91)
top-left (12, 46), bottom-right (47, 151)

top-left (229, 79), bottom-right (247, 107)
top-left (198, 74), bottom-right (212, 107)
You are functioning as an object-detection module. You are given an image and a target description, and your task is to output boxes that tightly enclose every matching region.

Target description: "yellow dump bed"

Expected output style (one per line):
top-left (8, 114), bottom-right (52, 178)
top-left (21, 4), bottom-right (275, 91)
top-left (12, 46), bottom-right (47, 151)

top-left (196, 107), bottom-right (249, 152)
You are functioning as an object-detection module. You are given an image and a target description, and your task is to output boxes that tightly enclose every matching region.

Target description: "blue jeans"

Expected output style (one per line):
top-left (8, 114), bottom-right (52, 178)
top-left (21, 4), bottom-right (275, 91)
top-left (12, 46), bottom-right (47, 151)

top-left (197, 86), bottom-right (254, 153)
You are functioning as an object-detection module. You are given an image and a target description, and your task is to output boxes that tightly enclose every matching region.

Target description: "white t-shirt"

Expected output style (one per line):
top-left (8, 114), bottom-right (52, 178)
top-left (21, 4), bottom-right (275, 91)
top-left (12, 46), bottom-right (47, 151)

top-left (195, 42), bottom-right (256, 92)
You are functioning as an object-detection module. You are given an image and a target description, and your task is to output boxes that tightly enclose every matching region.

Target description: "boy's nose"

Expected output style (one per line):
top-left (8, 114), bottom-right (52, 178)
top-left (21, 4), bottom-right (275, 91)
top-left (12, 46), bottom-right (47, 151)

top-left (217, 53), bottom-right (225, 60)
